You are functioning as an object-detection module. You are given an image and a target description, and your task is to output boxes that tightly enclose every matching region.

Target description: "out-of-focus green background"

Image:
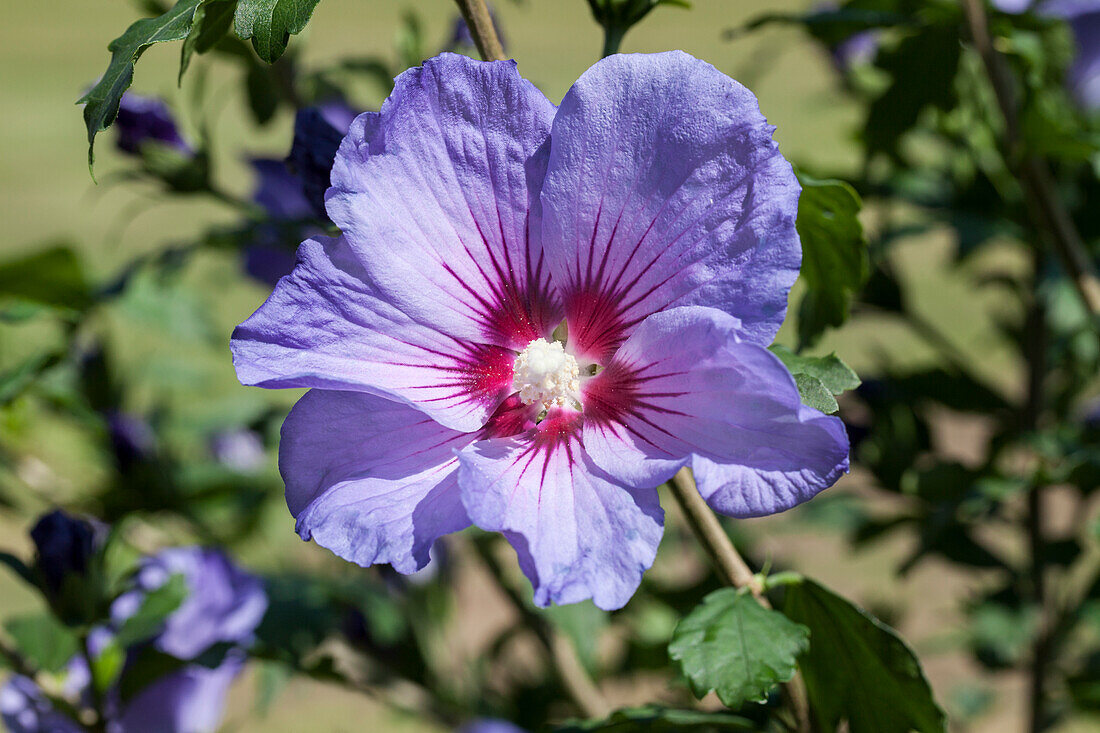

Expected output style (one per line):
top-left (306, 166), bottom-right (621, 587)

top-left (0, 1), bottom-right (1040, 730)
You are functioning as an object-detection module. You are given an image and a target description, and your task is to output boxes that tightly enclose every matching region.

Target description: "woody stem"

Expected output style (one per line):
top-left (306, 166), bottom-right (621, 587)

top-left (669, 468), bottom-right (812, 733)
top-left (453, 0), bottom-right (506, 62)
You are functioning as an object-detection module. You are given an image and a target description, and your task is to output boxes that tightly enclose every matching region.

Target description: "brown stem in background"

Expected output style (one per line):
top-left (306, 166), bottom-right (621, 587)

top-left (960, 0), bottom-right (1100, 318)
top-left (1023, 245), bottom-right (1052, 733)
top-left (960, 2), bottom-right (1071, 728)
top-left (669, 469), bottom-right (812, 733)
top-left (473, 538), bottom-right (611, 719)
top-left (670, 470), bottom-right (761, 595)
top-left (453, 0), bottom-right (506, 62)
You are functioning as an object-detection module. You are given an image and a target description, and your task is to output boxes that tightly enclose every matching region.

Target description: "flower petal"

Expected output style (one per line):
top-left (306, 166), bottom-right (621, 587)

top-left (328, 53), bottom-right (561, 350)
top-left (232, 236), bottom-right (517, 432)
top-left (116, 653), bottom-right (243, 733)
top-left (130, 548), bottom-right (267, 661)
top-left (541, 51), bottom-right (801, 360)
top-left (281, 389), bottom-right (473, 574)
top-left (583, 306), bottom-right (849, 516)
top-left (457, 409), bottom-right (663, 610)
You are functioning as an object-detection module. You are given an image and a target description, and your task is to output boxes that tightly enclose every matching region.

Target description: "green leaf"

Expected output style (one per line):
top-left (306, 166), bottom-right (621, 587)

top-left (90, 639), bottom-right (126, 694)
top-left (254, 659), bottom-right (292, 717)
top-left (234, 0), bottom-right (321, 64)
top-left (770, 346), bottom-right (860, 413)
top-left (769, 346), bottom-right (860, 394)
top-left (180, 0), bottom-right (238, 81)
top-left (795, 172), bottom-right (868, 348)
top-left (78, 0), bottom-right (203, 171)
top-left (555, 705), bottom-right (755, 732)
top-left (113, 573), bottom-right (188, 648)
top-left (3, 614), bottom-right (80, 673)
top-left (116, 645), bottom-right (190, 703)
top-left (245, 62), bottom-right (279, 124)
top-left (0, 247), bottom-right (92, 312)
top-left (669, 588), bottom-right (809, 709)
top-left (784, 578), bottom-right (946, 733)
top-left (793, 374), bottom-right (838, 414)
top-left (0, 352), bottom-right (63, 406)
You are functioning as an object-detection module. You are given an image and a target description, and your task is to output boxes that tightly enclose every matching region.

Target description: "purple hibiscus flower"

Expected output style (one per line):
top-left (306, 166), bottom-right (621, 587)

top-left (232, 52), bottom-right (850, 610)
top-left (112, 547), bottom-right (267, 660)
top-left (113, 92), bottom-right (191, 156)
top-left (1, 547), bottom-right (266, 733)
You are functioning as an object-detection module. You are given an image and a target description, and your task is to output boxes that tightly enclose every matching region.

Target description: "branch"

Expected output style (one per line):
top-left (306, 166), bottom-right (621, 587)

top-left (669, 470), bottom-right (761, 595)
top-left (472, 538), bottom-right (611, 719)
top-left (668, 469), bottom-right (812, 733)
top-left (960, 0), bottom-right (1100, 318)
top-left (453, 0), bottom-right (506, 62)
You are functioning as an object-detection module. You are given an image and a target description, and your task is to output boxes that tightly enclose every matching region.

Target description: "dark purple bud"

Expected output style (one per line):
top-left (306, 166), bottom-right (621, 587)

top-left (250, 159), bottom-right (314, 221)
top-left (287, 104), bottom-right (357, 220)
top-left (243, 242), bottom-right (300, 287)
top-left (114, 93), bottom-right (191, 156)
top-left (29, 510), bottom-right (105, 596)
top-left (242, 159), bottom-right (318, 284)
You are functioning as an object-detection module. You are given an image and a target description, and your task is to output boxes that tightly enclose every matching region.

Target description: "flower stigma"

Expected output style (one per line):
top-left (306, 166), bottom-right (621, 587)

top-left (511, 338), bottom-right (581, 412)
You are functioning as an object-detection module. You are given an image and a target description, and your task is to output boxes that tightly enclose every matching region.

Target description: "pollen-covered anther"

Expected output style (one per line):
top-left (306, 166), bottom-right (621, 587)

top-left (512, 338), bottom-right (581, 410)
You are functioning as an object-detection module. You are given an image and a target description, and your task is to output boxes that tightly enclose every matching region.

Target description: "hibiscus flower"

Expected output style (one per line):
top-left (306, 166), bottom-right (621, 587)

top-left (232, 52), bottom-right (849, 610)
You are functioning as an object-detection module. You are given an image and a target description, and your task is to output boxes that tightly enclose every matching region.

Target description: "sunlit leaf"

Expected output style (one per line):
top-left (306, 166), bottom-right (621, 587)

top-left (669, 589), bottom-right (808, 708)
top-left (234, 0), bottom-right (322, 63)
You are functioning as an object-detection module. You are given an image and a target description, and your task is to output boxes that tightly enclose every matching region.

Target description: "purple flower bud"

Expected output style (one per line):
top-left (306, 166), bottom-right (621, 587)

top-left (243, 159), bottom-right (318, 285)
top-left (250, 159), bottom-right (314, 222)
top-left (29, 510), bottom-right (105, 596)
top-left (114, 93), bottom-right (191, 156)
top-left (288, 102), bottom-right (358, 220)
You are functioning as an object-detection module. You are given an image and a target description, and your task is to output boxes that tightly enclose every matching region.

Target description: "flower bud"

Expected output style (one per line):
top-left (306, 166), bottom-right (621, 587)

top-left (29, 510), bottom-right (107, 624)
top-left (114, 93), bottom-right (191, 156)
